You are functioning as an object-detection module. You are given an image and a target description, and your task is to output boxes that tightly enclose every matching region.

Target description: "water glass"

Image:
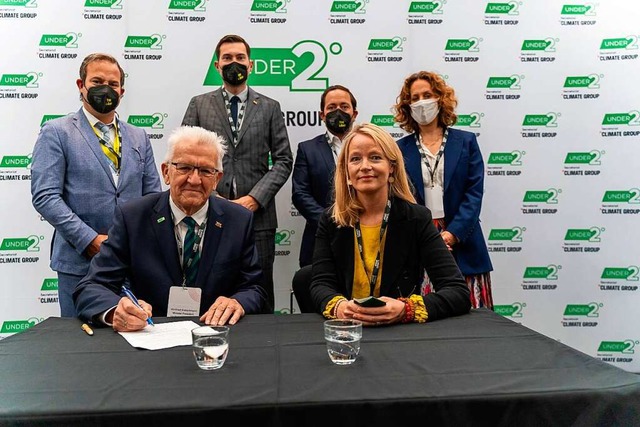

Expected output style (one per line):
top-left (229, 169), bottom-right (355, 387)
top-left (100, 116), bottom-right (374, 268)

top-left (192, 326), bottom-right (229, 370)
top-left (324, 319), bottom-right (363, 365)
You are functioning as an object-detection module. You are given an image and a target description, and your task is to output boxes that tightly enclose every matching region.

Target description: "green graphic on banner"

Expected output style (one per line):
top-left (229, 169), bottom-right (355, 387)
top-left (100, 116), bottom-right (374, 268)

top-left (408, 1), bottom-right (443, 13)
top-left (41, 278), bottom-right (58, 291)
top-left (488, 227), bottom-right (524, 242)
top-left (40, 115), bottom-right (65, 126)
top-left (494, 303), bottom-right (525, 317)
top-left (488, 151), bottom-right (524, 165)
top-left (330, 0), bottom-right (366, 13)
top-left (602, 112), bottom-right (640, 126)
top-left (127, 114), bottom-right (166, 129)
top-left (368, 38), bottom-right (403, 51)
top-left (521, 39), bottom-right (555, 52)
top-left (598, 341), bottom-right (636, 353)
top-left (169, 0), bottom-right (207, 11)
top-left (84, 0), bottom-right (121, 8)
top-left (564, 75), bottom-right (600, 89)
top-left (251, 0), bottom-right (289, 12)
top-left (39, 33), bottom-right (80, 48)
top-left (275, 230), bottom-right (293, 246)
top-left (522, 113), bottom-right (558, 127)
top-left (0, 0), bottom-right (36, 6)
top-left (602, 190), bottom-right (640, 203)
top-left (561, 4), bottom-right (595, 15)
top-left (0, 155), bottom-right (31, 168)
top-left (524, 265), bottom-right (560, 280)
top-left (601, 267), bottom-right (639, 281)
top-left (486, 76), bottom-right (521, 89)
top-left (0, 73), bottom-right (40, 88)
top-left (456, 113), bottom-right (482, 127)
top-left (600, 37), bottom-right (637, 50)
top-left (523, 189), bottom-right (559, 203)
top-left (564, 151), bottom-right (602, 165)
top-left (564, 228), bottom-right (601, 242)
top-left (485, 2), bottom-right (518, 14)
top-left (564, 303), bottom-right (601, 317)
top-left (371, 115), bottom-right (395, 127)
top-left (445, 38), bottom-right (480, 51)
top-left (204, 41), bottom-right (334, 91)
top-left (124, 35), bottom-right (164, 50)
top-left (0, 236), bottom-right (41, 252)
top-left (1, 319), bottom-right (39, 333)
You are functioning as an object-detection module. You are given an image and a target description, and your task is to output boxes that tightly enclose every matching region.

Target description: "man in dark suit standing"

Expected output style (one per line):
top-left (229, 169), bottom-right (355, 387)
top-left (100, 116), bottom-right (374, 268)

top-left (182, 35), bottom-right (292, 310)
top-left (292, 85), bottom-right (358, 267)
top-left (74, 126), bottom-right (267, 331)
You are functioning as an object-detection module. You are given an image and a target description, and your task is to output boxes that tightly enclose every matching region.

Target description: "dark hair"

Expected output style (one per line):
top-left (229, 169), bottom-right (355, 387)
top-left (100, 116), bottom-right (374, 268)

top-left (215, 34), bottom-right (251, 59)
top-left (394, 71), bottom-right (458, 133)
top-left (320, 85), bottom-right (357, 111)
top-left (79, 53), bottom-right (125, 87)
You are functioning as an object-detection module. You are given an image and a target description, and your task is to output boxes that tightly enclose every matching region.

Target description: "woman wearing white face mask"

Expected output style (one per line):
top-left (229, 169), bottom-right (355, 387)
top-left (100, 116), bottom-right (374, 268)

top-left (393, 71), bottom-right (493, 309)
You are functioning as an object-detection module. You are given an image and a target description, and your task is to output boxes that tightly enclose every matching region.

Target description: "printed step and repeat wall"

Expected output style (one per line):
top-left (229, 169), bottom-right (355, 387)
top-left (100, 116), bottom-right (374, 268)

top-left (0, 0), bottom-right (638, 371)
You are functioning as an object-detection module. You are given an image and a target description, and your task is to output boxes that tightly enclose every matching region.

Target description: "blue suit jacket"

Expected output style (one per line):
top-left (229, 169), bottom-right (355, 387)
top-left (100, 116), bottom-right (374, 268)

top-left (291, 134), bottom-right (335, 267)
top-left (31, 109), bottom-right (161, 276)
top-left (397, 128), bottom-right (492, 275)
top-left (73, 192), bottom-right (267, 322)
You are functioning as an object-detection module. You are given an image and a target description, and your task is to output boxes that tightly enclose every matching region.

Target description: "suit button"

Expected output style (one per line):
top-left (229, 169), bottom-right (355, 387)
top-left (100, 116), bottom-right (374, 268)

top-left (116, 192), bottom-right (120, 198)
top-left (225, 182), bottom-right (230, 187)
top-left (233, 157), bottom-right (238, 162)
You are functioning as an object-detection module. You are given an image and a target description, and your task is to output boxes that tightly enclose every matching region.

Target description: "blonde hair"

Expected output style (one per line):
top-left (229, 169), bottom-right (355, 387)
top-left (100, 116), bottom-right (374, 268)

top-left (332, 123), bottom-right (415, 227)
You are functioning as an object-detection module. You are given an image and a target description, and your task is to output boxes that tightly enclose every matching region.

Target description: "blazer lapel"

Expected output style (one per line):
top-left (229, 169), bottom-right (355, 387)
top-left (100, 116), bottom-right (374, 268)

top-left (443, 129), bottom-right (462, 193)
top-left (213, 89), bottom-right (234, 143)
top-left (237, 87), bottom-right (259, 143)
top-left (151, 192), bottom-right (183, 286)
top-left (115, 117), bottom-right (131, 188)
top-left (195, 197), bottom-right (224, 286)
top-left (380, 200), bottom-right (411, 296)
top-left (333, 225), bottom-right (355, 297)
top-left (318, 136), bottom-right (336, 177)
top-left (403, 134), bottom-right (425, 204)
top-left (74, 109), bottom-right (116, 189)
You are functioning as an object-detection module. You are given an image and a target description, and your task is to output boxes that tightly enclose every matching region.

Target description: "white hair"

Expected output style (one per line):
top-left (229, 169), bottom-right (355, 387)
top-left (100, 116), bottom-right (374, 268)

top-left (164, 126), bottom-right (227, 171)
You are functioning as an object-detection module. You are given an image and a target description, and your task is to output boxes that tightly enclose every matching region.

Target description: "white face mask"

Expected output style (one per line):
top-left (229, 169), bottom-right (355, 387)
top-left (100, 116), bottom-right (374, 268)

top-left (410, 98), bottom-right (440, 126)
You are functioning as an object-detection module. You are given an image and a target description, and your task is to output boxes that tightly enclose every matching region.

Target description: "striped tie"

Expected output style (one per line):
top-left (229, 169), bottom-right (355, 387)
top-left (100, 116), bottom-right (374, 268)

top-left (182, 216), bottom-right (200, 286)
top-left (95, 122), bottom-right (120, 173)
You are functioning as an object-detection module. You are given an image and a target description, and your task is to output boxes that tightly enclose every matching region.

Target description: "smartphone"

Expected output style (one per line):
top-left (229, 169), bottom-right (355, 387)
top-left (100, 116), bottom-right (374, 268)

top-left (354, 296), bottom-right (387, 308)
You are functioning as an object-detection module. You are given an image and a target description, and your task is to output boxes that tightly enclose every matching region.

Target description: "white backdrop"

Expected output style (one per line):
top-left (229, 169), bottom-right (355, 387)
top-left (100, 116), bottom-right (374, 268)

top-left (0, 0), bottom-right (638, 372)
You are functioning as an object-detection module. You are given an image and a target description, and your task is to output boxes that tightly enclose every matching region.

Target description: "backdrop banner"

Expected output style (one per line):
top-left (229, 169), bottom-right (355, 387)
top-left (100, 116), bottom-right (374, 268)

top-left (1, 0), bottom-right (638, 372)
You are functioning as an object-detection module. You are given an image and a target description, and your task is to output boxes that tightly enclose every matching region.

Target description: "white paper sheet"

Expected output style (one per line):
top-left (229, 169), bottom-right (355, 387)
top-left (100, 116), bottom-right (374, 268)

top-left (118, 320), bottom-right (200, 350)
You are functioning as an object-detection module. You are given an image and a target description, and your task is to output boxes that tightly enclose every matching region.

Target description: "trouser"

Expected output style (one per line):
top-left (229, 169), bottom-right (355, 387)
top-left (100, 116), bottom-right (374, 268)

top-left (57, 272), bottom-right (85, 317)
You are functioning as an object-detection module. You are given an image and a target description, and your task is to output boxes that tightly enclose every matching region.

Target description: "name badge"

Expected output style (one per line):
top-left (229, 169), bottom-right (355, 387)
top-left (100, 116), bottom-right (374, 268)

top-left (425, 186), bottom-right (445, 219)
top-left (168, 286), bottom-right (202, 317)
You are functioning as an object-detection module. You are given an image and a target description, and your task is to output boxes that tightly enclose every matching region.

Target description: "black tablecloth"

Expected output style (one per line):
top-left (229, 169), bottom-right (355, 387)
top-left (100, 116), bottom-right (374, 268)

top-left (1, 309), bottom-right (639, 426)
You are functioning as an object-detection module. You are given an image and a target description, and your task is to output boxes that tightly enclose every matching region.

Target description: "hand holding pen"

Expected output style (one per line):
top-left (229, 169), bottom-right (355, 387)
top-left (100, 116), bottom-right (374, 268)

top-left (111, 286), bottom-right (154, 332)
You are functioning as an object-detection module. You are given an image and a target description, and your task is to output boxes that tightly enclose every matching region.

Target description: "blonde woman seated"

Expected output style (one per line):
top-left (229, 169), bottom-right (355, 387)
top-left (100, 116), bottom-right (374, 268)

top-left (310, 123), bottom-right (470, 325)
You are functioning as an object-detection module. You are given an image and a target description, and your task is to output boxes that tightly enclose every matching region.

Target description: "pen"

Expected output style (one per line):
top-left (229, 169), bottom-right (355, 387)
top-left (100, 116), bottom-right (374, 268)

top-left (81, 323), bottom-right (94, 336)
top-left (121, 286), bottom-right (154, 326)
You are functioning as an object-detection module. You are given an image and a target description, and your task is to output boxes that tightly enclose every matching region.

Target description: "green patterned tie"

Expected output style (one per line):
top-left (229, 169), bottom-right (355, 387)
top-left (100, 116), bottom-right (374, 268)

top-left (182, 217), bottom-right (200, 286)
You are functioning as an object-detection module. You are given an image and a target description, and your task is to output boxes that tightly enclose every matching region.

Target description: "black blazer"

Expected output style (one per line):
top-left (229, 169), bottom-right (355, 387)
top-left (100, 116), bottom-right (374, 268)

top-left (310, 198), bottom-right (471, 321)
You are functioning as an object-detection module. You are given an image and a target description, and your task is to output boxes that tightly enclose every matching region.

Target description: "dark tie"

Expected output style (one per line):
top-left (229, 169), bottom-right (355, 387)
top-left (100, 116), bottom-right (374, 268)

top-left (230, 96), bottom-right (239, 127)
top-left (182, 217), bottom-right (200, 286)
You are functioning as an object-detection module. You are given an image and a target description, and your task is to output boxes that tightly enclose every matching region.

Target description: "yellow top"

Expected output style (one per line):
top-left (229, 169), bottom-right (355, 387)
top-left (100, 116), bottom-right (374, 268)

top-left (352, 224), bottom-right (386, 299)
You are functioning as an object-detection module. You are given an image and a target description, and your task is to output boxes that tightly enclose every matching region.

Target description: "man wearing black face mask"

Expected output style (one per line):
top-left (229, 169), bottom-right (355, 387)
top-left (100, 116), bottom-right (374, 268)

top-left (182, 35), bottom-right (293, 311)
top-left (292, 85), bottom-right (358, 270)
top-left (31, 53), bottom-right (161, 317)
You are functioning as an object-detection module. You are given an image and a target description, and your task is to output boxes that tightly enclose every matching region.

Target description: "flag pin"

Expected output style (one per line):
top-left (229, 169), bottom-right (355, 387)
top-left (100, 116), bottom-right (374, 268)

top-left (157, 217), bottom-right (165, 223)
top-left (215, 221), bottom-right (223, 228)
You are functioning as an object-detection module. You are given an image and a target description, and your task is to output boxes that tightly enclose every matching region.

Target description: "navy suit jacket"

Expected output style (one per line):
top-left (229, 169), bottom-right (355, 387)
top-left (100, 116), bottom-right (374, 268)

top-left (310, 198), bottom-right (471, 321)
top-left (291, 134), bottom-right (335, 267)
top-left (74, 192), bottom-right (267, 322)
top-left (397, 128), bottom-right (492, 275)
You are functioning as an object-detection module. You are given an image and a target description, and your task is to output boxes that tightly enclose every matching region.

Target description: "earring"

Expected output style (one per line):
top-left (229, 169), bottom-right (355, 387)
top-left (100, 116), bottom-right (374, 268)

top-left (388, 176), bottom-right (395, 183)
top-left (347, 180), bottom-right (352, 186)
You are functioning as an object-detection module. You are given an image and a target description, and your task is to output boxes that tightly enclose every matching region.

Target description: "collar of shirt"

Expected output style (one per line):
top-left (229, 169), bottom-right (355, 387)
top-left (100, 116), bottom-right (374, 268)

top-left (222, 86), bottom-right (249, 104)
top-left (326, 131), bottom-right (343, 153)
top-left (169, 197), bottom-right (209, 227)
top-left (82, 106), bottom-right (117, 128)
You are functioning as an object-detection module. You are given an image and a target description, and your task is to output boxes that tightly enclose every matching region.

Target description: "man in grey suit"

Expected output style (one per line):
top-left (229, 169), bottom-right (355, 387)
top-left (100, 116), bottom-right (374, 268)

top-left (31, 53), bottom-right (162, 317)
top-left (182, 34), bottom-right (293, 310)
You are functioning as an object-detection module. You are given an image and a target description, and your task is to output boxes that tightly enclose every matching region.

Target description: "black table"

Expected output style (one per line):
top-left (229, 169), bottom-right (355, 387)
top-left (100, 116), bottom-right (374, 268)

top-left (1, 310), bottom-right (639, 427)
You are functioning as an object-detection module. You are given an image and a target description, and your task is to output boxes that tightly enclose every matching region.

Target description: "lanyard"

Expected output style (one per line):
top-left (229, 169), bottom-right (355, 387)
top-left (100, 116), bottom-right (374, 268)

top-left (354, 198), bottom-right (392, 296)
top-left (95, 121), bottom-right (121, 174)
top-left (416, 128), bottom-right (448, 187)
top-left (222, 89), bottom-right (247, 146)
top-left (175, 216), bottom-right (207, 287)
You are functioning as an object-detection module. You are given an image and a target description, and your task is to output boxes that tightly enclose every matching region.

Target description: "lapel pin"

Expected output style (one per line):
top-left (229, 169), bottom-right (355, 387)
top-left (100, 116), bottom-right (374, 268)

top-left (157, 217), bottom-right (166, 223)
top-left (253, 99), bottom-right (258, 105)
top-left (215, 221), bottom-right (223, 228)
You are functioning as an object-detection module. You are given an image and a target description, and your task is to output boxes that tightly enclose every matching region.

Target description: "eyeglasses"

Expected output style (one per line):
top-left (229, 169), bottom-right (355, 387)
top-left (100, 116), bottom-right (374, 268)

top-left (170, 162), bottom-right (219, 178)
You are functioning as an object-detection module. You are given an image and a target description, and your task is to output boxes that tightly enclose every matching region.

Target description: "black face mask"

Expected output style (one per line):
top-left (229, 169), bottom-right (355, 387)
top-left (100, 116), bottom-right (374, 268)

top-left (221, 62), bottom-right (248, 86)
top-left (85, 84), bottom-right (120, 114)
top-left (325, 109), bottom-right (352, 135)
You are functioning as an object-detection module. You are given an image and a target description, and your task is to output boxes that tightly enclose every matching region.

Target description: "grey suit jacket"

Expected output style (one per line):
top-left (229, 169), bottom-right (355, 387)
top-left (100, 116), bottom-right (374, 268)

top-left (31, 108), bottom-right (162, 276)
top-left (182, 87), bottom-right (293, 231)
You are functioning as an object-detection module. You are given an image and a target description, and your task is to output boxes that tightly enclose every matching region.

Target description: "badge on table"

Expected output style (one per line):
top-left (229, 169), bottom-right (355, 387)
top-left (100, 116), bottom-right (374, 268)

top-left (168, 286), bottom-right (202, 317)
